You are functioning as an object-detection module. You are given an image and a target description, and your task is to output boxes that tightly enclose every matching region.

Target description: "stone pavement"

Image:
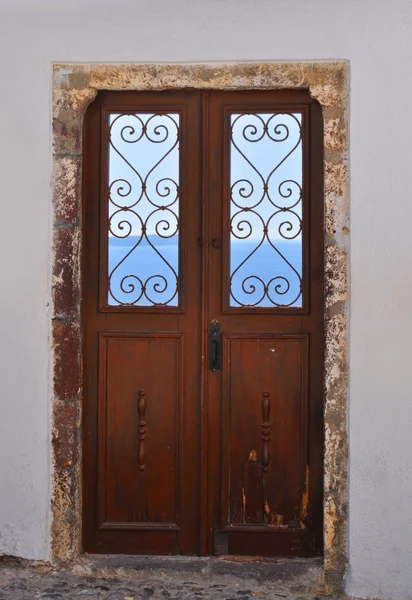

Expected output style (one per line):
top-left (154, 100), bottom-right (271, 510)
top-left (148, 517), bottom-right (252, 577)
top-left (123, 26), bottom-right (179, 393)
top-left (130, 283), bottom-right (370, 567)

top-left (0, 565), bottom-right (342, 600)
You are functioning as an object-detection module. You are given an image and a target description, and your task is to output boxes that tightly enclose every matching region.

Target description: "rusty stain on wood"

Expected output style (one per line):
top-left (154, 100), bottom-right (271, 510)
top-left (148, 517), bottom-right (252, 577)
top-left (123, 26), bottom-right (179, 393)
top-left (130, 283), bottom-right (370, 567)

top-left (242, 487), bottom-right (246, 523)
top-left (264, 499), bottom-right (287, 528)
top-left (248, 449), bottom-right (258, 462)
top-left (274, 514), bottom-right (285, 527)
top-left (264, 500), bottom-right (275, 525)
top-left (300, 464), bottom-right (310, 528)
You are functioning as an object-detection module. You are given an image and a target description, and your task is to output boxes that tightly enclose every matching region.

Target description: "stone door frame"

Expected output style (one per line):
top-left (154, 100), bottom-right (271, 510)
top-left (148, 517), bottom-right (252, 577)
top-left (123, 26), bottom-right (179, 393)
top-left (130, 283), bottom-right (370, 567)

top-left (51, 61), bottom-right (349, 591)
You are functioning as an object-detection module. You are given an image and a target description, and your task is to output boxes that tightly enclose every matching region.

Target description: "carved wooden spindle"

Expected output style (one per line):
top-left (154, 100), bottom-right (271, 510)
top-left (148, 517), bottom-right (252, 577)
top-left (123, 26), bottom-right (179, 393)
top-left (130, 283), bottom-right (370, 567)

top-left (137, 390), bottom-right (147, 471)
top-left (261, 391), bottom-right (271, 472)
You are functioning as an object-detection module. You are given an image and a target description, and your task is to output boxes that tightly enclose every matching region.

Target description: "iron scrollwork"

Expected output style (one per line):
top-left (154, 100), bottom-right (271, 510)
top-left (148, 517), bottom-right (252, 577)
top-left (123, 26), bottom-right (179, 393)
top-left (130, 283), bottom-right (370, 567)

top-left (108, 112), bottom-right (180, 307)
top-left (229, 112), bottom-right (303, 308)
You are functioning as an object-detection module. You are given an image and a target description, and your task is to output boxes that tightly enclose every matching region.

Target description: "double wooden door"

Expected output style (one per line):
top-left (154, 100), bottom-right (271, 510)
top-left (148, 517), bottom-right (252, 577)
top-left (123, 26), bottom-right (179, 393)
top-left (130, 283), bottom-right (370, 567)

top-left (83, 90), bottom-right (324, 556)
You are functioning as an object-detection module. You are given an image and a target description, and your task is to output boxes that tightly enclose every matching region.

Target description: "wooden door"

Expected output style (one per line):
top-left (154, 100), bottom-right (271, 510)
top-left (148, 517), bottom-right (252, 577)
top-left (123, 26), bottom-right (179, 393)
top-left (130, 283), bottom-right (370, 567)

top-left (203, 91), bottom-right (324, 556)
top-left (83, 90), bottom-right (323, 556)
top-left (83, 91), bottom-right (203, 554)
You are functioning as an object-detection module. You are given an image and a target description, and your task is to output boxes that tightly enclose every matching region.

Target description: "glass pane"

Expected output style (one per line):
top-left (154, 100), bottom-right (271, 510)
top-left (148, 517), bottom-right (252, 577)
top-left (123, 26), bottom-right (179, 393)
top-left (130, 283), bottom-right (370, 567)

top-left (229, 112), bottom-right (303, 308)
top-left (108, 113), bottom-right (180, 307)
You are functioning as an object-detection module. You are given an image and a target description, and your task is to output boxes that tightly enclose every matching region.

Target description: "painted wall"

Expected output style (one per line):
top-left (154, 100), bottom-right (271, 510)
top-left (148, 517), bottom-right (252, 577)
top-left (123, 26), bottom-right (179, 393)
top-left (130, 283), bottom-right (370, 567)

top-left (0, 0), bottom-right (411, 598)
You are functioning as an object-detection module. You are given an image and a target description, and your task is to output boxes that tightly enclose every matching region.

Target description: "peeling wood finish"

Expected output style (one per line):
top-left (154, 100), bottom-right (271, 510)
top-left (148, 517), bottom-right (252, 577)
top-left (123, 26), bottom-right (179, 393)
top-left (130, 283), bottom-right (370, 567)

top-left (300, 464), bottom-right (310, 528)
top-left (51, 61), bottom-right (349, 593)
top-left (248, 450), bottom-right (258, 462)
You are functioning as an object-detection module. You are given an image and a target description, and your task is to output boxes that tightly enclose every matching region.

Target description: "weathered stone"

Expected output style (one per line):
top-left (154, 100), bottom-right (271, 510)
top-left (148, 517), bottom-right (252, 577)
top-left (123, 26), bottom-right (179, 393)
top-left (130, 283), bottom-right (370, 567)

top-left (323, 310), bottom-right (348, 593)
top-left (52, 320), bottom-right (80, 400)
top-left (52, 226), bottom-right (80, 318)
top-left (51, 398), bottom-right (81, 563)
top-left (325, 243), bottom-right (348, 310)
top-left (0, 560), bottom-right (339, 599)
top-left (53, 157), bottom-right (81, 224)
top-left (324, 114), bottom-right (345, 153)
top-left (52, 85), bottom-right (97, 120)
top-left (325, 158), bottom-right (348, 199)
top-left (53, 116), bottom-right (84, 156)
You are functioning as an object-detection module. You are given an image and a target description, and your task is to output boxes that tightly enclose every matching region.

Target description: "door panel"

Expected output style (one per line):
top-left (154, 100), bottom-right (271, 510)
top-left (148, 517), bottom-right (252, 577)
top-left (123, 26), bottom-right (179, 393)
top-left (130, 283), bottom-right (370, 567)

top-left (83, 89), bottom-right (324, 557)
top-left (98, 333), bottom-right (183, 529)
top-left (222, 334), bottom-right (307, 528)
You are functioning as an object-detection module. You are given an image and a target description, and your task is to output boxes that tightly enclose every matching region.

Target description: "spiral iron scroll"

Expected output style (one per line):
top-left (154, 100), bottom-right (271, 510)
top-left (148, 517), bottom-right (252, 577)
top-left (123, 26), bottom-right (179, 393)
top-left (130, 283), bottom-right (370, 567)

top-left (229, 112), bottom-right (303, 308)
top-left (108, 113), bottom-right (180, 306)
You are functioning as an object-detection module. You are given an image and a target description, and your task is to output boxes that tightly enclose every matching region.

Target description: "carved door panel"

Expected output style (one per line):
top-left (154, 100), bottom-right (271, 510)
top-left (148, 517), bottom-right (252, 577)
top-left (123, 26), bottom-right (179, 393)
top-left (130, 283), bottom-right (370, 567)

top-left (83, 89), bottom-right (324, 556)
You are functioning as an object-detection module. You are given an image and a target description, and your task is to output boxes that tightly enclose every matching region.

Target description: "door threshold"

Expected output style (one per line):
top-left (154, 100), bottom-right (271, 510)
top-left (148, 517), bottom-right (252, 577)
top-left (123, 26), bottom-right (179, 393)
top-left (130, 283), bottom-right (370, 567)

top-left (72, 554), bottom-right (323, 589)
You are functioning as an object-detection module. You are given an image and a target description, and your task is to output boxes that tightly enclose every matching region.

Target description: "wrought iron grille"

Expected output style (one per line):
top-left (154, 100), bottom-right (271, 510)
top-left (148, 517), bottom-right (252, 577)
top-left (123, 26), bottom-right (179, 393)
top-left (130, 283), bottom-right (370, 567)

top-left (229, 112), bottom-right (303, 308)
top-left (107, 112), bottom-right (180, 307)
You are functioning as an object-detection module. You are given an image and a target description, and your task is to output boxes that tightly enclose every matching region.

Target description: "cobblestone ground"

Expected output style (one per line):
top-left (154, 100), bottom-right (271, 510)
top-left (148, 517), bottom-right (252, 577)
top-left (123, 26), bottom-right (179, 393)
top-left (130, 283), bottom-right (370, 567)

top-left (0, 567), bottom-right (341, 600)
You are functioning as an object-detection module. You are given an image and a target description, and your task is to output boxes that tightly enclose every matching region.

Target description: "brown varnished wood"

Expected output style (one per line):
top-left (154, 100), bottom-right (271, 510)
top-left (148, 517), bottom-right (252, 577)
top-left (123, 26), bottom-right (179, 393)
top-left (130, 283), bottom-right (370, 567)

top-left (83, 89), bottom-right (324, 557)
top-left (205, 90), bottom-right (323, 556)
top-left (227, 528), bottom-right (304, 556)
top-left (221, 335), bottom-right (308, 528)
top-left (83, 91), bottom-right (203, 554)
top-left (98, 333), bottom-right (183, 527)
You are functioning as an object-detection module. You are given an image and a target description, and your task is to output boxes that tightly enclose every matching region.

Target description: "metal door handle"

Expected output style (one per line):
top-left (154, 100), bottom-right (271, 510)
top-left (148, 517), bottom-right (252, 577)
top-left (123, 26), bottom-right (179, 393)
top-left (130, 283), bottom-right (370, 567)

top-left (209, 320), bottom-right (221, 372)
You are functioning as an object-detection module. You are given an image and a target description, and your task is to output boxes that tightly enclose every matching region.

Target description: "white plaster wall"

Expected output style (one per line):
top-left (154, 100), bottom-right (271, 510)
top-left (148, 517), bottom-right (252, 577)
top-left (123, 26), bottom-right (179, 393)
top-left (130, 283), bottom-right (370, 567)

top-left (0, 0), bottom-right (411, 597)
